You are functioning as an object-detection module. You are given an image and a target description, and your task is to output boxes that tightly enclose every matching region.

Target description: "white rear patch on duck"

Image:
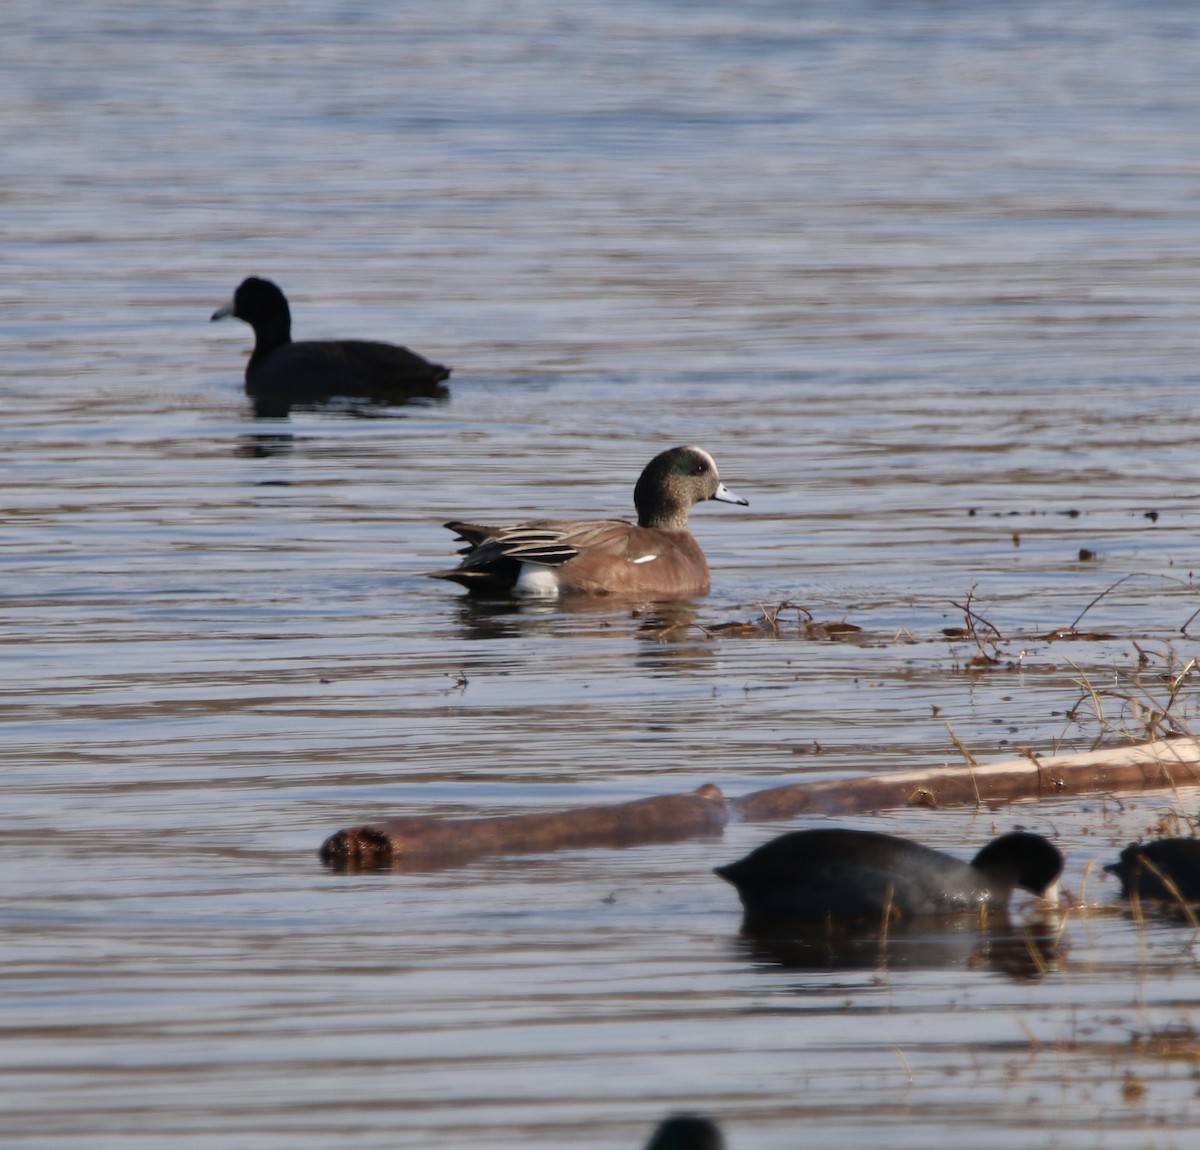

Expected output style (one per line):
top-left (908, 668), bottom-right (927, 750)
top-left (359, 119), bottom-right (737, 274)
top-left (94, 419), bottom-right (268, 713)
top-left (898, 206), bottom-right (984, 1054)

top-left (514, 563), bottom-right (562, 598)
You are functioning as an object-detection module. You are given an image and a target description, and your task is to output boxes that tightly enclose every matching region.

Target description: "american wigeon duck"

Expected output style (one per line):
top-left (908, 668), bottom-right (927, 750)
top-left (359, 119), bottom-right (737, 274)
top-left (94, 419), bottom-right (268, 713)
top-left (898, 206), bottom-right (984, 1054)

top-left (643, 1115), bottom-right (725, 1150)
top-left (1106, 838), bottom-right (1200, 903)
top-left (429, 445), bottom-right (747, 599)
top-left (211, 277), bottom-right (450, 409)
top-left (716, 828), bottom-right (1063, 923)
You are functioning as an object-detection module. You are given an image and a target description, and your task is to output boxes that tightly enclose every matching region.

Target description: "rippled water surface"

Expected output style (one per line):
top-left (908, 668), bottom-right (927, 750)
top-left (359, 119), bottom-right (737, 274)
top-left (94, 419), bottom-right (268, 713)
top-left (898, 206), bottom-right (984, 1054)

top-left (4, 1), bottom-right (1200, 1146)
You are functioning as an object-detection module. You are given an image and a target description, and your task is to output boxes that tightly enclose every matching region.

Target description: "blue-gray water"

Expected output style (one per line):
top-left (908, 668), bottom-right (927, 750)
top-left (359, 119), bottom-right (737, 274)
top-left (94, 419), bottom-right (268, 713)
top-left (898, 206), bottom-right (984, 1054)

top-left (3, 1), bottom-right (1200, 1147)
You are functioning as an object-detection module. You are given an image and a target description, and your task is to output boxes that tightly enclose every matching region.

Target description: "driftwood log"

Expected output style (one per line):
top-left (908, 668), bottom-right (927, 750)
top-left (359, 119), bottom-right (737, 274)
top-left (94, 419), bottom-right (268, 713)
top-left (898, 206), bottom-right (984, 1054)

top-left (319, 736), bottom-right (1200, 872)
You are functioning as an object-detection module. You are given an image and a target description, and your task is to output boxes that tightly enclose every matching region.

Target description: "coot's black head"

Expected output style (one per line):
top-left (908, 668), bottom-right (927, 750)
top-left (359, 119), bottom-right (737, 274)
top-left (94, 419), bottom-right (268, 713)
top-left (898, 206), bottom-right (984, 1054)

top-left (211, 277), bottom-right (292, 346)
top-left (1105, 838), bottom-right (1200, 902)
top-left (643, 1115), bottom-right (724, 1150)
top-left (971, 832), bottom-right (1063, 896)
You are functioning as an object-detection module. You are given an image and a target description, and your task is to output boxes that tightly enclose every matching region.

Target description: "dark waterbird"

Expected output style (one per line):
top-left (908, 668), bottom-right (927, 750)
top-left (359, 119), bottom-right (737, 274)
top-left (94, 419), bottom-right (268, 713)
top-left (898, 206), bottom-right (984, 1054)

top-left (643, 1115), bottom-right (724, 1150)
top-left (1106, 838), bottom-right (1200, 904)
top-left (429, 445), bottom-right (747, 599)
top-left (211, 276), bottom-right (449, 413)
top-left (716, 828), bottom-right (1063, 924)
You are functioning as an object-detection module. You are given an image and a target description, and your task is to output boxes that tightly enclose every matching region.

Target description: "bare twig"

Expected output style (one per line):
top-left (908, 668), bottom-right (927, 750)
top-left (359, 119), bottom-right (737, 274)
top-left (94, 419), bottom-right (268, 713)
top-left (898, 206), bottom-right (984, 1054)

top-left (1068, 572), bottom-right (1200, 634)
top-left (944, 723), bottom-right (982, 806)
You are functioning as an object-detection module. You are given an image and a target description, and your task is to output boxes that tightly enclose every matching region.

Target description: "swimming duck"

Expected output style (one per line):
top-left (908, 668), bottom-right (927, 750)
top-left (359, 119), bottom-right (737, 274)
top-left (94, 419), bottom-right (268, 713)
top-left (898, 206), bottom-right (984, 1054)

top-left (429, 445), bottom-right (747, 599)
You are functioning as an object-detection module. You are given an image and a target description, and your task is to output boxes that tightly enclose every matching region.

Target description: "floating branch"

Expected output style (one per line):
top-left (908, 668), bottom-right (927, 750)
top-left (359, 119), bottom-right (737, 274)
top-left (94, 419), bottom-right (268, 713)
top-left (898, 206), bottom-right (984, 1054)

top-left (320, 737), bottom-right (1200, 873)
top-left (321, 784), bottom-right (729, 872)
top-left (730, 736), bottom-right (1200, 821)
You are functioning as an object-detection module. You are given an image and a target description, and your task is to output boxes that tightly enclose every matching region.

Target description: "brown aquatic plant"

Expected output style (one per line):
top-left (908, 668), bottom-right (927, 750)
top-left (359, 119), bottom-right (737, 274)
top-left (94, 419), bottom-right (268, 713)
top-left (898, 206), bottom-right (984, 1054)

top-left (1120, 1071), bottom-right (1148, 1103)
top-left (945, 584), bottom-right (1008, 669)
top-left (701, 600), bottom-right (862, 641)
top-left (1062, 646), bottom-right (1200, 750)
top-left (944, 722), bottom-right (983, 807)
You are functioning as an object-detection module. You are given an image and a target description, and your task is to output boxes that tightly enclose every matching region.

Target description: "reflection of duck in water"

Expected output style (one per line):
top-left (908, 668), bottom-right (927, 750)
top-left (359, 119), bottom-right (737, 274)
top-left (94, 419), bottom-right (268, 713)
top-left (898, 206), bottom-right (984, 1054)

top-left (643, 1115), bottom-right (724, 1150)
top-left (736, 910), bottom-right (1061, 979)
top-left (211, 276), bottom-right (449, 415)
top-left (1106, 838), bottom-right (1200, 905)
top-left (233, 430), bottom-right (295, 459)
top-left (443, 595), bottom-right (705, 645)
top-left (430, 446), bottom-right (747, 599)
top-left (716, 827), bottom-right (1063, 925)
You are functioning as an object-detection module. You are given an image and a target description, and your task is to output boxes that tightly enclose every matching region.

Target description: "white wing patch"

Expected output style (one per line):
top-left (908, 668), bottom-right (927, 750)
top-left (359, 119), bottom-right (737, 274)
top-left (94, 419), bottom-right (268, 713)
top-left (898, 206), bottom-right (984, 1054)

top-left (514, 563), bottom-right (562, 598)
top-left (630, 554), bottom-right (659, 565)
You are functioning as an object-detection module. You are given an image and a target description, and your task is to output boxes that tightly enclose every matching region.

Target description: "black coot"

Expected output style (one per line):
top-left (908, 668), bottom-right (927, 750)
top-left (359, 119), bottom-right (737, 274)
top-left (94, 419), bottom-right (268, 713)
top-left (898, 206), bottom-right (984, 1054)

top-left (212, 277), bottom-right (450, 411)
top-left (642, 1116), bottom-right (724, 1150)
top-left (715, 828), bottom-right (1063, 923)
top-left (1106, 838), bottom-right (1200, 902)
